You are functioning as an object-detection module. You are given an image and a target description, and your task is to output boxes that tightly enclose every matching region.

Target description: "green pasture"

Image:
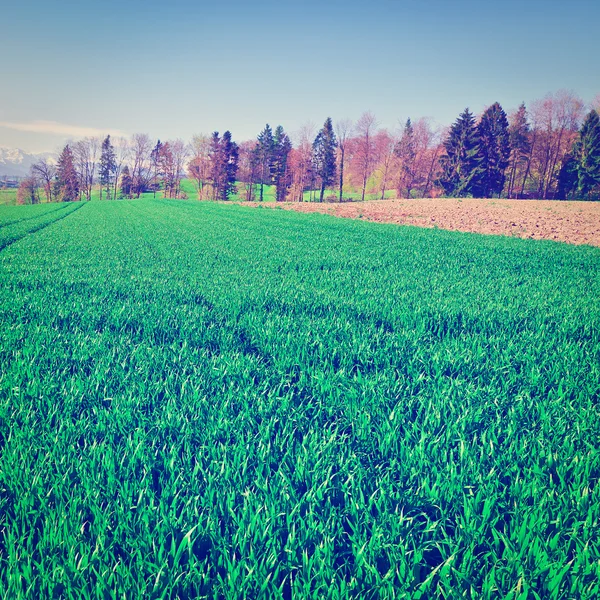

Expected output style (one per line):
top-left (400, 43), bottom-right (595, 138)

top-left (0, 189), bottom-right (17, 206)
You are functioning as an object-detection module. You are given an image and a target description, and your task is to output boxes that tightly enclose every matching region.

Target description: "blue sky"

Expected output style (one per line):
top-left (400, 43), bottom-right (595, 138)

top-left (1, 0), bottom-right (599, 152)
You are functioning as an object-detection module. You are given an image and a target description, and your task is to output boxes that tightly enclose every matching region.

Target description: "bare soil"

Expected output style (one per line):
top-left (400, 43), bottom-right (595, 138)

top-left (245, 199), bottom-right (600, 247)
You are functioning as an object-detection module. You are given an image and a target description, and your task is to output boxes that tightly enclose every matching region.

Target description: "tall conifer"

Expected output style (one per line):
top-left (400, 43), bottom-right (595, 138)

top-left (437, 109), bottom-right (479, 197)
top-left (120, 165), bottom-right (133, 198)
top-left (273, 125), bottom-right (292, 202)
top-left (256, 125), bottom-right (274, 201)
top-left (574, 110), bottom-right (600, 198)
top-left (99, 135), bottom-right (117, 201)
top-left (472, 103), bottom-right (510, 198)
top-left (55, 144), bottom-right (79, 202)
top-left (312, 117), bottom-right (337, 202)
top-left (221, 131), bottom-right (239, 201)
top-left (209, 131), bottom-right (238, 201)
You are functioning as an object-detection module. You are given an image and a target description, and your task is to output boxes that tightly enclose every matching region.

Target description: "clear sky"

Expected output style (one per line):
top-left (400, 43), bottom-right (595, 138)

top-left (1, 0), bottom-right (599, 152)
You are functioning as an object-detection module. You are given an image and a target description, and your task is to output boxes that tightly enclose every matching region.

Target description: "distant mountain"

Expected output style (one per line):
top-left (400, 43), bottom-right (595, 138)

top-left (0, 147), bottom-right (54, 177)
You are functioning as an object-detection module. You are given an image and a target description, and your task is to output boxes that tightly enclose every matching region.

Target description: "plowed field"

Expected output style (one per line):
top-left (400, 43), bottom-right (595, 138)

top-left (249, 199), bottom-right (600, 246)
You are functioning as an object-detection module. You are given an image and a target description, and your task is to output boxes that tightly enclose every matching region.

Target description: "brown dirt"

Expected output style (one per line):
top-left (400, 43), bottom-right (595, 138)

top-left (244, 199), bottom-right (600, 247)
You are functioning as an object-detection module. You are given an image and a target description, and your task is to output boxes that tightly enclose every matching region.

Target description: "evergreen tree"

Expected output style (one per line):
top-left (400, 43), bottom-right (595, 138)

top-left (272, 125), bottom-right (292, 202)
top-left (99, 135), bottom-right (117, 201)
top-left (557, 154), bottom-right (578, 200)
top-left (573, 110), bottom-right (600, 199)
top-left (507, 103), bottom-right (531, 198)
top-left (221, 131), bottom-right (239, 201)
top-left (437, 109), bottom-right (480, 197)
top-left (256, 124), bottom-right (274, 201)
top-left (472, 102), bottom-right (510, 198)
top-left (55, 144), bottom-right (79, 202)
top-left (209, 132), bottom-right (223, 200)
top-left (395, 118), bottom-right (416, 197)
top-left (120, 165), bottom-right (133, 198)
top-left (312, 117), bottom-right (337, 202)
top-left (209, 131), bottom-right (238, 201)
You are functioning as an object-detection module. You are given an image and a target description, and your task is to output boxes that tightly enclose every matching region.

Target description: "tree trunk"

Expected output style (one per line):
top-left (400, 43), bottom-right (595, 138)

top-left (423, 146), bottom-right (440, 198)
top-left (338, 147), bottom-right (345, 202)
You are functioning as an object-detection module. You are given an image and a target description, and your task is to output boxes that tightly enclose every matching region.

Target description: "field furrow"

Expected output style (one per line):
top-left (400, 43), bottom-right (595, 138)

top-left (0, 202), bottom-right (84, 252)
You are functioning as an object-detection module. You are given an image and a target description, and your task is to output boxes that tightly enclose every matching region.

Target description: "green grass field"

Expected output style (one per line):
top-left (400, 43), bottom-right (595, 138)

top-left (0, 179), bottom-right (395, 206)
top-left (0, 190), bottom-right (17, 206)
top-left (0, 200), bottom-right (599, 599)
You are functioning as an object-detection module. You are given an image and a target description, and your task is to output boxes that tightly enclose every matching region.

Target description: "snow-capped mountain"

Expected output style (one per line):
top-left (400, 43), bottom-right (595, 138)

top-left (0, 147), bottom-right (54, 177)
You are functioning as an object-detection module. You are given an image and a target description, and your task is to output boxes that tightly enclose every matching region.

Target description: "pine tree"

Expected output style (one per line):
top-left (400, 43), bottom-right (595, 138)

top-left (209, 131), bottom-right (238, 201)
top-left (256, 125), bottom-right (274, 201)
top-left (120, 165), bottom-right (133, 198)
top-left (99, 135), bottom-right (117, 201)
top-left (221, 131), bottom-right (239, 201)
top-left (273, 125), bottom-right (292, 202)
top-left (437, 109), bottom-right (480, 197)
top-left (209, 132), bottom-right (223, 200)
top-left (557, 154), bottom-right (578, 200)
top-left (55, 144), bottom-right (79, 202)
top-left (395, 118), bottom-right (416, 198)
top-left (312, 117), bottom-right (337, 202)
top-left (472, 103), bottom-right (510, 198)
top-left (507, 103), bottom-right (531, 198)
top-left (573, 110), bottom-right (600, 199)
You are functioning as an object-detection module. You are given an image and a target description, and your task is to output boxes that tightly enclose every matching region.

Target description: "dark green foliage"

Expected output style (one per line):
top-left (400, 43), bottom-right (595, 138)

top-left (395, 118), bottom-right (416, 198)
top-left (437, 109), bottom-right (480, 197)
top-left (557, 154), bottom-right (578, 200)
top-left (472, 103), bottom-right (511, 198)
top-left (273, 125), bottom-right (292, 202)
top-left (54, 144), bottom-right (79, 202)
top-left (573, 110), bottom-right (600, 199)
top-left (256, 124), bottom-right (274, 201)
top-left (99, 135), bottom-right (117, 200)
top-left (312, 117), bottom-right (338, 202)
top-left (209, 131), bottom-right (239, 201)
top-left (120, 165), bottom-right (133, 198)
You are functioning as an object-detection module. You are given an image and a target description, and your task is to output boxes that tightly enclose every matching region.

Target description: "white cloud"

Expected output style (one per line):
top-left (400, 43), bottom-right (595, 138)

top-left (0, 120), bottom-right (127, 138)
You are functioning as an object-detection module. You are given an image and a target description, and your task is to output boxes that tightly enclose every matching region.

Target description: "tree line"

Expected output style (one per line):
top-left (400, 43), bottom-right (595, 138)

top-left (17, 90), bottom-right (600, 205)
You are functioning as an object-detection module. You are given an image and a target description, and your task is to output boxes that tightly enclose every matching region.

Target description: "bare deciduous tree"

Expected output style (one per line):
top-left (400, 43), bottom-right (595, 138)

top-left (17, 173), bottom-right (40, 205)
top-left (335, 119), bottom-right (353, 201)
top-left (31, 158), bottom-right (56, 203)
top-left (188, 134), bottom-right (212, 200)
top-left (131, 133), bottom-right (153, 197)
top-left (529, 90), bottom-right (584, 198)
top-left (290, 123), bottom-right (315, 202)
top-left (237, 140), bottom-right (259, 201)
top-left (354, 112), bottom-right (378, 202)
top-left (374, 130), bottom-right (397, 200)
top-left (171, 140), bottom-right (188, 198)
top-left (112, 137), bottom-right (130, 199)
top-left (73, 137), bottom-right (99, 201)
